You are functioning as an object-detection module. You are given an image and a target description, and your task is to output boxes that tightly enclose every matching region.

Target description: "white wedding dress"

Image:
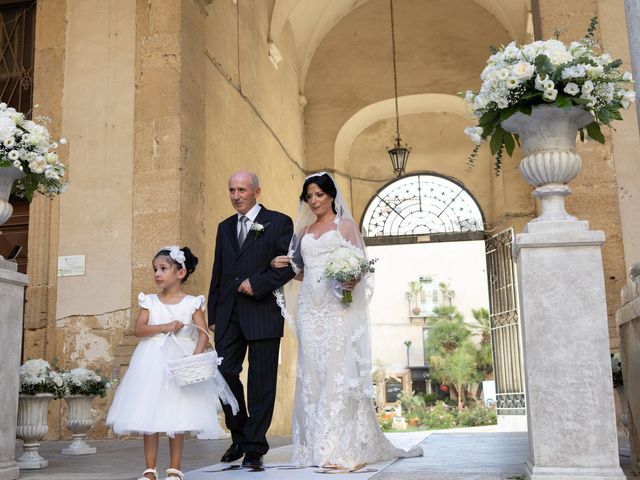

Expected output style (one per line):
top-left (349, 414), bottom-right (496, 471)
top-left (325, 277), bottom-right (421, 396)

top-left (291, 230), bottom-right (423, 468)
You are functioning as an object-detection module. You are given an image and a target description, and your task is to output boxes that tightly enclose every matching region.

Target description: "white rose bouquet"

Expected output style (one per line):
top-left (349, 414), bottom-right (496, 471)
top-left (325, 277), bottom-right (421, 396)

top-left (0, 103), bottom-right (67, 200)
top-left (61, 367), bottom-right (111, 398)
top-left (463, 17), bottom-right (636, 173)
top-left (19, 359), bottom-right (65, 398)
top-left (324, 241), bottom-right (377, 305)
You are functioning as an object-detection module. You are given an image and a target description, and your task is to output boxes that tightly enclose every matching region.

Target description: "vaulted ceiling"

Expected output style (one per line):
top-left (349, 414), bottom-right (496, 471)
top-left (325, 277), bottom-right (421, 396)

top-left (269, 0), bottom-right (531, 91)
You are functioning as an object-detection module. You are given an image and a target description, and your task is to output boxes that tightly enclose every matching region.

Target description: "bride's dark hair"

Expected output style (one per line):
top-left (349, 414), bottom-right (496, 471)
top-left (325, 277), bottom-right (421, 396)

top-left (299, 173), bottom-right (337, 214)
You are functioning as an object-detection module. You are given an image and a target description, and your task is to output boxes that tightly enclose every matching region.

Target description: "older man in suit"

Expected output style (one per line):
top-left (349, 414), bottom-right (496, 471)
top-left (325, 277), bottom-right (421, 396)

top-left (208, 171), bottom-right (295, 468)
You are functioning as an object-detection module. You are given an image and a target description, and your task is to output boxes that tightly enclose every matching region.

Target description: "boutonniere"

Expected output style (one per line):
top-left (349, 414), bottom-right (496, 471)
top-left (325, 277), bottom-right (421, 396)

top-left (251, 221), bottom-right (269, 238)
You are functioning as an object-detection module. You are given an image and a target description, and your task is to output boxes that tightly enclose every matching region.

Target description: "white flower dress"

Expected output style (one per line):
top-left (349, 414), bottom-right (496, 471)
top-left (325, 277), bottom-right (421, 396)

top-left (107, 293), bottom-right (226, 437)
top-left (291, 231), bottom-right (423, 467)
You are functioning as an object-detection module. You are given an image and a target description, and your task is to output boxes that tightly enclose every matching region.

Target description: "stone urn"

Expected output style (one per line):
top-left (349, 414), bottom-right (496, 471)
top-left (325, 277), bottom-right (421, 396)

top-left (15, 393), bottom-right (53, 469)
top-left (501, 105), bottom-right (593, 222)
top-left (0, 166), bottom-right (24, 226)
top-left (61, 395), bottom-right (97, 455)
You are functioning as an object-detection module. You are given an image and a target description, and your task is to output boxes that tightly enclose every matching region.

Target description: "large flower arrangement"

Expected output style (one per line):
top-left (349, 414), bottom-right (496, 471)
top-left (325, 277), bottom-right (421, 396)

top-left (463, 18), bottom-right (636, 173)
top-left (19, 359), bottom-right (66, 398)
top-left (61, 367), bottom-right (111, 398)
top-left (0, 103), bottom-right (67, 200)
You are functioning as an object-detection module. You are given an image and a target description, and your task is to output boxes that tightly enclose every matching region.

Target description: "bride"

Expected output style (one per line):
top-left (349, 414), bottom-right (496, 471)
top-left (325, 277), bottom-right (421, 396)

top-left (272, 172), bottom-right (423, 470)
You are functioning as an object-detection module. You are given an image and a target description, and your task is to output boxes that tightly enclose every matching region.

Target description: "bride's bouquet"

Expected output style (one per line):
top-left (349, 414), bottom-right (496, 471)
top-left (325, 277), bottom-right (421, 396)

top-left (324, 241), bottom-right (377, 305)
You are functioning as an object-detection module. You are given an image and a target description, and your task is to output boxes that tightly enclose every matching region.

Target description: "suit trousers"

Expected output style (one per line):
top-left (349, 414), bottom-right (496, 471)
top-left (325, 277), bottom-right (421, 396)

top-left (216, 307), bottom-right (280, 455)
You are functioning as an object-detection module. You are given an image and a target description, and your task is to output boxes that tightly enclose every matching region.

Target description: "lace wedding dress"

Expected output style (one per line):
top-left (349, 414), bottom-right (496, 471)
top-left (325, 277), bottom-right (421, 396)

top-left (291, 229), bottom-right (423, 468)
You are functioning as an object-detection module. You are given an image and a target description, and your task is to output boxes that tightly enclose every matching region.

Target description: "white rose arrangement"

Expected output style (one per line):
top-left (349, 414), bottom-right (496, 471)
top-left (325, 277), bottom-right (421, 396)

top-left (61, 367), bottom-right (112, 398)
top-left (463, 17), bottom-right (636, 173)
top-left (19, 359), bottom-right (65, 398)
top-left (324, 241), bottom-right (377, 305)
top-left (0, 103), bottom-right (67, 200)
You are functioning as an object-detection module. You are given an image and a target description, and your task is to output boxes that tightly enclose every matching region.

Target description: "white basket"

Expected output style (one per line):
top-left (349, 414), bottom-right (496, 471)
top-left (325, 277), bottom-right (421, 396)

top-left (164, 324), bottom-right (221, 387)
top-left (167, 350), bottom-right (219, 387)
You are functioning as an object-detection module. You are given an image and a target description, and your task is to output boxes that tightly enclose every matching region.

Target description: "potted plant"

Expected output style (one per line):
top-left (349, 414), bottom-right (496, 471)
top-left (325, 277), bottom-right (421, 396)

top-left (462, 18), bottom-right (635, 221)
top-left (408, 281), bottom-right (422, 315)
top-left (16, 359), bottom-right (65, 469)
top-left (0, 103), bottom-right (67, 226)
top-left (60, 367), bottom-right (111, 455)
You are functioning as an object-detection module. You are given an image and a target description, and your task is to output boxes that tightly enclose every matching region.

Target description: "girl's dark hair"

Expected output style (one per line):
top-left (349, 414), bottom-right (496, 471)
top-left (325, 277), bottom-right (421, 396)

top-left (154, 246), bottom-right (198, 283)
top-left (299, 173), bottom-right (337, 213)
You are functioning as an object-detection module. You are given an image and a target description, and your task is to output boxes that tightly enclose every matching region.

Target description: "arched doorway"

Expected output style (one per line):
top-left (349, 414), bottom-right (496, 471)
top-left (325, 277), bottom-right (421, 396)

top-left (362, 173), bottom-right (525, 426)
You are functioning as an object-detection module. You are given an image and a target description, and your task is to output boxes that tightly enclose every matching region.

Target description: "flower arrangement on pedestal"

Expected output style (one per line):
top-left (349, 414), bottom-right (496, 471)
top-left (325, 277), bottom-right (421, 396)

top-left (0, 104), bottom-right (67, 200)
top-left (463, 17), bottom-right (636, 174)
top-left (60, 368), bottom-right (112, 455)
top-left (16, 359), bottom-right (65, 469)
top-left (61, 367), bottom-right (111, 398)
top-left (19, 359), bottom-right (65, 398)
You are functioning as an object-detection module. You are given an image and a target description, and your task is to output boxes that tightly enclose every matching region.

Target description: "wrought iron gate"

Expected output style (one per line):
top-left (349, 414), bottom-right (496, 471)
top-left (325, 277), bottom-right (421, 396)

top-left (485, 228), bottom-right (526, 415)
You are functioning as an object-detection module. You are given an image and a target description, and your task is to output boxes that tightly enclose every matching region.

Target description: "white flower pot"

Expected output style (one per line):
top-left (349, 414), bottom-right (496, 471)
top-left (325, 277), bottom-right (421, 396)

top-left (15, 393), bottom-right (53, 469)
top-left (61, 395), bottom-right (96, 455)
top-left (501, 105), bottom-right (594, 222)
top-left (0, 166), bottom-right (25, 226)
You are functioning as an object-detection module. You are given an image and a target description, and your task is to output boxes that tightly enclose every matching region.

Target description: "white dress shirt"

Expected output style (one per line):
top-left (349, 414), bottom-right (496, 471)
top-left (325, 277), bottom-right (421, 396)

top-left (237, 203), bottom-right (262, 236)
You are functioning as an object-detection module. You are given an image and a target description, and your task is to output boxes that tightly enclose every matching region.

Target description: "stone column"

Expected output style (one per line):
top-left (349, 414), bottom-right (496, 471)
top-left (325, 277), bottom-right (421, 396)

top-left (616, 268), bottom-right (640, 475)
top-left (624, 0), bottom-right (640, 130)
top-left (0, 260), bottom-right (28, 480)
top-left (516, 219), bottom-right (625, 479)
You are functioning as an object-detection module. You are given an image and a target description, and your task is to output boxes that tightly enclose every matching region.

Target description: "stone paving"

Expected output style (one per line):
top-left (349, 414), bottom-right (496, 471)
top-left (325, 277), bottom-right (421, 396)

top-left (14, 428), bottom-right (638, 480)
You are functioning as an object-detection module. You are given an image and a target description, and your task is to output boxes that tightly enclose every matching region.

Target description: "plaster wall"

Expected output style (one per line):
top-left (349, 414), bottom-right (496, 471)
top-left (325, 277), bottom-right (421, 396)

top-left (368, 242), bottom-right (490, 374)
top-left (304, 0), bottom-right (513, 176)
top-left (203, 0), bottom-right (305, 435)
top-left (56, 0), bottom-right (135, 318)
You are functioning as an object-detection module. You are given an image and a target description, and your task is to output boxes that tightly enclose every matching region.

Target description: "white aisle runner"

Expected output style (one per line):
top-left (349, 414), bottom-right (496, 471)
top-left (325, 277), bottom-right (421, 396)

top-left (186, 432), bottom-right (429, 480)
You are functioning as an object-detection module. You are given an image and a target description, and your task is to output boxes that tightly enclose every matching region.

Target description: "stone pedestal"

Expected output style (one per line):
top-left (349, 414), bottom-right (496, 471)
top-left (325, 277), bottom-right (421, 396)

top-left (0, 259), bottom-right (28, 480)
top-left (515, 220), bottom-right (624, 480)
top-left (616, 265), bottom-right (640, 475)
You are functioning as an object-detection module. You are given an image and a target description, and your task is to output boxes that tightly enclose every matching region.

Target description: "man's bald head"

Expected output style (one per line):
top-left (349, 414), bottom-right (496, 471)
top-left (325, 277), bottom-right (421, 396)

top-left (228, 171), bottom-right (261, 214)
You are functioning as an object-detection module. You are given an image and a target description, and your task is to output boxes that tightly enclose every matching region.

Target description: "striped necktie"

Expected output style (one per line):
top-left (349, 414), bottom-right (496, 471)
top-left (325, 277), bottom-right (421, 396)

top-left (238, 215), bottom-right (248, 246)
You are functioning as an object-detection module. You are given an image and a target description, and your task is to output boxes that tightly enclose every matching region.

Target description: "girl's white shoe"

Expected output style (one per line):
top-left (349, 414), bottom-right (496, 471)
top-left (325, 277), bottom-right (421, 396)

top-left (163, 468), bottom-right (184, 480)
top-left (137, 468), bottom-right (158, 480)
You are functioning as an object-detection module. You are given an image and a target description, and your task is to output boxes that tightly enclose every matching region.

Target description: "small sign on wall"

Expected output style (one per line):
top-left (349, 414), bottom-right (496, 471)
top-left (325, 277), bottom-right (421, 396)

top-left (57, 255), bottom-right (85, 277)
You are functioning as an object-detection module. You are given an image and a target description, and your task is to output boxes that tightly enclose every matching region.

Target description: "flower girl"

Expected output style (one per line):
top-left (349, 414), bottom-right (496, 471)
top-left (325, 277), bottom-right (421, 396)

top-left (107, 246), bottom-right (238, 480)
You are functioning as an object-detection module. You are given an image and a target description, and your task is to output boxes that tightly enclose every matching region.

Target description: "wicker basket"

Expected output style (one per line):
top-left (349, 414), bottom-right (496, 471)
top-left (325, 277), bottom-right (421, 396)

top-left (165, 324), bottom-right (222, 387)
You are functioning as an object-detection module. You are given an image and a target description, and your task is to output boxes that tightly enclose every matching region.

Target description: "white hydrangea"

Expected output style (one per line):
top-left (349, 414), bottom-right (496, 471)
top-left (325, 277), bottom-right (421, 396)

top-left (464, 126), bottom-right (484, 145)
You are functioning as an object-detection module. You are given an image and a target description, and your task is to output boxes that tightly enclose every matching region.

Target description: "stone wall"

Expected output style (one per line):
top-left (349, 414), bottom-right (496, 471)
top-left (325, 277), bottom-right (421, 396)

top-left (533, 0), bottom-right (640, 348)
top-left (202, 0), bottom-right (305, 435)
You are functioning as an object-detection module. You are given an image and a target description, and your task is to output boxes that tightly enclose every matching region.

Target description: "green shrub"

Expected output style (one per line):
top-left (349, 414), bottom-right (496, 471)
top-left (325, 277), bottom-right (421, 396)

top-left (457, 405), bottom-right (497, 427)
top-left (397, 391), bottom-right (426, 419)
top-left (377, 413), bottom-right (393, 432)
top-left (420, 401), bottom-right (456, 430)
top-left (422, 393), bottom-right (437, 406)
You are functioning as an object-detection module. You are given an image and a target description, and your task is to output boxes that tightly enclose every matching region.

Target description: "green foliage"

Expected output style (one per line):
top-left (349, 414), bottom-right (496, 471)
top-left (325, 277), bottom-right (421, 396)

top-left (426, 306), bottom-right (469, 356)
top-left (377, 413), bottom-right (393, 432)
top-left (397, 391), bottom-right (426, 419)
top-left (422, 392), bottom-right (437, 406)
top-left (471, 308), bottom-right (493, 379)
top-left (457, 405), bottom-right (497, 427)
top-left (420, 401), bottom-right (457, 430)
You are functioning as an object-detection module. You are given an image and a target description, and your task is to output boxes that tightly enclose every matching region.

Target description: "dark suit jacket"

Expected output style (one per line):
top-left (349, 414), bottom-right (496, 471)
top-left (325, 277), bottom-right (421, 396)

top-left (207, 205), bottom-right (295, 341)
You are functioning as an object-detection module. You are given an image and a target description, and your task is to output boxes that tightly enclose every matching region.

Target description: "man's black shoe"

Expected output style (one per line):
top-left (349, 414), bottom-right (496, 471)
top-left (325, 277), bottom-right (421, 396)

top-left (241, 451), bottom-right (264, 468)
top-left (221, 443), bottom-right (243, 463)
